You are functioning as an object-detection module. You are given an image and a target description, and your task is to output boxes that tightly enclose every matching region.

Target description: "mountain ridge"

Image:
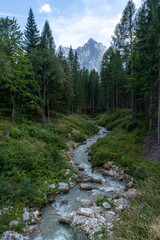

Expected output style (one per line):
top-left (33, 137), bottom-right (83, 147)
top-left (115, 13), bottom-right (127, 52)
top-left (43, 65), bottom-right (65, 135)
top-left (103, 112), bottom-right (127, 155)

top-left (57, 38), bottom-right (106, 73)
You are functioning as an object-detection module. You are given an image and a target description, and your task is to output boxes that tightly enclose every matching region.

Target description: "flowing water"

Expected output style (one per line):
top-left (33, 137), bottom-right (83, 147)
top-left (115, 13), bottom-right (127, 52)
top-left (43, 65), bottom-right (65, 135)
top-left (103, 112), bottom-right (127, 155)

top-left (32, 127), bottom-right (126, 240)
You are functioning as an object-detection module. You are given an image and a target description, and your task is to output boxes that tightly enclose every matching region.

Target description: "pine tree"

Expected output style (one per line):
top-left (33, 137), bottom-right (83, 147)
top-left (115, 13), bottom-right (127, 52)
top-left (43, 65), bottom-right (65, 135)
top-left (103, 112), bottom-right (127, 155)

top-left (41, 20), bottom-right (56, 52)
top-left (0, 17), bottom-right (37, 120)
top-left (24, 8), bottom-right (40, 52)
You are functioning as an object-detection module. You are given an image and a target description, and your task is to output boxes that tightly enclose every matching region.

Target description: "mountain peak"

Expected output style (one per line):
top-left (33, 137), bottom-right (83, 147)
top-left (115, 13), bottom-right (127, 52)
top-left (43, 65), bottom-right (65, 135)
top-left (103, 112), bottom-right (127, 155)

top-left (57, 39), bottom-right (106, 73)
top-left (88, 38), bottom-right (96, 43)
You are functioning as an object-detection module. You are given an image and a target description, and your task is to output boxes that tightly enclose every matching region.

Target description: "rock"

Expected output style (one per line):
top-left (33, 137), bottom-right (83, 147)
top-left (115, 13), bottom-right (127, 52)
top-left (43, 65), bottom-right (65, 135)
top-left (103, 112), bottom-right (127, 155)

top-left (32, 210), bottom-right (40, 220)
top-left (78, 166), bottom-right (85, 171)
top-left (124, 188), bottom-right (137, 201)
top-left (88, 150), bottom-right (92, 156)
top-left (49, 183), bottom-right (56, 189)
top-left (97, 234), bottom-right (103, 239)
top-left (9, 220), bottom-right (19, 227)
top-left (61, 200), bottom-right (68, 204)
top-left (79, 183), bottom-right (97, 190)
top-left (0, 231), bottom-right (31, 240)
top-left (2, 208), bottom-right (10, 214)
top-left (102, 202), bottom-right (112, 210)
top-left (103, 162), bottom-right (112, 170)
top-left (83, 177), bottom-right (102, 184)
top-left (114, 198), bottom-right (130, 212)
top-left (25, 225), bottom-right (38, 233)
top-left (59, 216), bottom-right (71, 225)
top-left (23, 209), bottom-right (30, 222)
top-left (104, 211), bottom-right (117, 222)
top-left (58, 182), bottom-right (69, 193)
top-left (102, 170), bottom-right (109, 176)
top-left (69, 181), bottom-right (75, 188)
top-left (64, 169), bottom-right (70, 176)
top-left (74, 162), bottom-right (79, 166)
top-left (77, 208), bottom-right (94, 217)
top-left (125, 181), bottom-right (133, 191)
top-left (78, 199), bottom-right (93, 207)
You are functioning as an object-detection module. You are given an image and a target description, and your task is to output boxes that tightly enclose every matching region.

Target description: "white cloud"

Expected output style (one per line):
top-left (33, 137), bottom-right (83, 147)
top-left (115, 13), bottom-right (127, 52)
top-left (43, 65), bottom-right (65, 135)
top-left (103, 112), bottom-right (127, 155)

top-left (39, 4), bottom-right (52, 13)
top-left (50, 13), bottom-right (120, 49)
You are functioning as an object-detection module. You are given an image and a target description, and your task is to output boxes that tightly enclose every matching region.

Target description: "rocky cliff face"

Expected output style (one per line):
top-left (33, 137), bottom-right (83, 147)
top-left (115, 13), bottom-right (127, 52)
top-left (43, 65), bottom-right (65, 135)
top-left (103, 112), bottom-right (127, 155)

top-left (57, 38), bottom-right (106, 73)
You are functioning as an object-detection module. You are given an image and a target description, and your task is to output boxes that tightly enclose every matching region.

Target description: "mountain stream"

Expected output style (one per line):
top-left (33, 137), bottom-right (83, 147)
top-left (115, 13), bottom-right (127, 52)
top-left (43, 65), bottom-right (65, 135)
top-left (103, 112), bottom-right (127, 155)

top-left (32, 127), bottom-right (126, 240)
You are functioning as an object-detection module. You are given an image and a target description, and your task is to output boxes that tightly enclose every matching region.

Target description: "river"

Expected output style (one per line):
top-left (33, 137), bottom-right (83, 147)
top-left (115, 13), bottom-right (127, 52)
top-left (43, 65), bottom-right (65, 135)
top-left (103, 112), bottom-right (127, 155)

top-left (32, 127), bottom-right (126, 240)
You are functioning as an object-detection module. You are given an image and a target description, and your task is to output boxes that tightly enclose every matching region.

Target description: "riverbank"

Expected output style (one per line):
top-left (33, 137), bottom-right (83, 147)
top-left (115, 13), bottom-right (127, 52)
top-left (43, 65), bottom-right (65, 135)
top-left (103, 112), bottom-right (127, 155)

top-left (0, 113), bottom-right (98, 237)
top-left (90, 110), bottom-right (160, 240)
top-left (31, 126), bottom-right (135, 240)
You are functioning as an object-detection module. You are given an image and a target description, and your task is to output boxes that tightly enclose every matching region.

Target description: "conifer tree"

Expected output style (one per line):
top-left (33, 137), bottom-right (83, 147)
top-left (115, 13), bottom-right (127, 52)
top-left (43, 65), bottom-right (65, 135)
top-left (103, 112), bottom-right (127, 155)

top-left (24, 8), bottom-right (39, 52)
top-left (41, 20), bottom-right (56, 52)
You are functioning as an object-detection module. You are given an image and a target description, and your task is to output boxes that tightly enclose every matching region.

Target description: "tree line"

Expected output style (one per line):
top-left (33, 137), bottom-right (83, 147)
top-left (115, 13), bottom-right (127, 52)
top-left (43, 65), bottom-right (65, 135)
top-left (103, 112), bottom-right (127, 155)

top-left (100, 0), bottom-right (160, 143)
top-left (0, 8), bottom-right (100, 121)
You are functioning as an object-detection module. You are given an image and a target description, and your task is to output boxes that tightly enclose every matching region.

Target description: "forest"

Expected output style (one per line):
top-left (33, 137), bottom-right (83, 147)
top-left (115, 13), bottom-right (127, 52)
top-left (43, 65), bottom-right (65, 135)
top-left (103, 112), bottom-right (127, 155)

top-left (0, 0), bottom-right (160, 239)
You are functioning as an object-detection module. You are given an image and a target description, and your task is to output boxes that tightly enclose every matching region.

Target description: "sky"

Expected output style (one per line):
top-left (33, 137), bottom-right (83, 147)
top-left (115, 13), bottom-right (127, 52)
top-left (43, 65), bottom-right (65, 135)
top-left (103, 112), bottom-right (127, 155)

top-left (0, 0), bottom-right (142, 49)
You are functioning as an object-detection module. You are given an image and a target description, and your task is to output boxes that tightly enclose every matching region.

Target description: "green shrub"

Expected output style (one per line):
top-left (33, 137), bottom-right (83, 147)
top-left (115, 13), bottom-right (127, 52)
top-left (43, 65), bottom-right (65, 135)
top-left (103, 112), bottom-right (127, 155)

top-left (19, 176), bottom-right (38, 202)
top-left (96, 197), bottom-right (114, 207)
top-left (71, 131), bottom-right (86, 142)
top-left (9, 127), bottom-right (21, 139)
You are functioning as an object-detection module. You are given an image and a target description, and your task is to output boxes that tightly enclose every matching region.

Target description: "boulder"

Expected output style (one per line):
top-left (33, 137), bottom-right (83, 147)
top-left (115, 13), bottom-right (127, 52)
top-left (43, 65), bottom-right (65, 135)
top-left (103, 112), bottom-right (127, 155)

top-left (25, 225), bottom-right (38, 234)
top-left (59, 216), bottom-right (71, 225)
top-left (79, 183), bottom-right (97, 190)
top-left (77, 208), bottom-right (94, 217)
top-left (77, 199), bottom-right (93, 207)
top-left (78, 166), bottom-right (85, 171)
top-left (125, 181), bottom-right (133, 191)
top-left (0, 231), bottom-right (31, 240)
top-left (124, 188), bottom-right (137, 201)
top-left (61, 200), bottom-right (68, 204)
top-left (114, 198), bottom-right (130, 212)
top-left (58, 182), bottom-right (69, 193)
top-left (102, 202), bottom-right (112, 210)
top-left (23, 209), bottom-right (30, 222)
top-left (9, 220), bottom-right (19, 227)
top-left (104, 211), bottom-right (117, 223)
top-left (49, 183), bottom-right (56, 189)
top-left (103, 162), bottom-right (112, 170)
top-left (32, 210), bottom-right (40, 220)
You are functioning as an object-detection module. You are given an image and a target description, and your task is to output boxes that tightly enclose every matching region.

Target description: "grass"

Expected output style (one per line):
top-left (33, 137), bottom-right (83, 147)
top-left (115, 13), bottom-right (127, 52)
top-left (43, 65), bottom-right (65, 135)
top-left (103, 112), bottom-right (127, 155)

top-left (92, 110), bottom-right (160, 240)
top-left (96, 197), bottom-right (114, 208)
top-left (0, 113), bottom-right (98, 236)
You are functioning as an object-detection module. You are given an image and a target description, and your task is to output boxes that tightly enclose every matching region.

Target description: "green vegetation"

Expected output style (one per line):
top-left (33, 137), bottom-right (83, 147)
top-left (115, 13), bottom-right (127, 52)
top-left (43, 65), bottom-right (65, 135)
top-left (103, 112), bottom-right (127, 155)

top-left (0, 113), bottom-right (98, 236)
top-left (96, 197), bottom-right (114, 208)
top-left (92, 110), bottom-right (160, 240)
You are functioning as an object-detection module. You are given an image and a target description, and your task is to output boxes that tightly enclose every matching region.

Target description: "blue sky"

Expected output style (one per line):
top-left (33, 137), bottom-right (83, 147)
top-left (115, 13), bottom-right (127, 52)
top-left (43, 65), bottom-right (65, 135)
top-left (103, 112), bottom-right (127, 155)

top-left (0, 0), bottom-right (142, 48)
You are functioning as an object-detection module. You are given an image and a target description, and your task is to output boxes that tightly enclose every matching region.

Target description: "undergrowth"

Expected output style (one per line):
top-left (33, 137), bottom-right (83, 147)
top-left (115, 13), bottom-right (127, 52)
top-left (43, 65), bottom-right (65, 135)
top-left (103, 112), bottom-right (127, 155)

top-left (93, 110), bottom-right (160, 240)
top-left (0, 113), bottom-right (98, 236)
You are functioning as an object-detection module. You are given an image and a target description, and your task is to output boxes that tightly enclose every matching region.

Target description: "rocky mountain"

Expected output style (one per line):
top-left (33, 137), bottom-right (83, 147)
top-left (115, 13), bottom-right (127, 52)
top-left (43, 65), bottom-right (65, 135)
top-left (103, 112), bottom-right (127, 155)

top-left (57, 38), bottom-right (106, 73)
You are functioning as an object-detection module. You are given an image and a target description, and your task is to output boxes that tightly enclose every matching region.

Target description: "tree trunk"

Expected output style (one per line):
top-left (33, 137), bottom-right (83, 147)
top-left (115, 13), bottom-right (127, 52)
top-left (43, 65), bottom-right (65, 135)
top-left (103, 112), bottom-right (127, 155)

top-left (11, 93), bottom-right (16, 121)
top-left (47, 102), bottom-right (50, 123)
top-left (112, 88), bottom-right (115, 112)
top-left (149, 90), bottom-right (153, 133)
top-left (131, 77), bottom-right (134, 121)
top-left (158, 35), bottom-right (160, 144)
top-left (116, 86), bottom-right (118, 111)
top-left (42, 77), bottom-right (46, 122)
top-left (107, 85), bottom-right (109, 112)
top-left (158, 83), bottom-right (160, 144)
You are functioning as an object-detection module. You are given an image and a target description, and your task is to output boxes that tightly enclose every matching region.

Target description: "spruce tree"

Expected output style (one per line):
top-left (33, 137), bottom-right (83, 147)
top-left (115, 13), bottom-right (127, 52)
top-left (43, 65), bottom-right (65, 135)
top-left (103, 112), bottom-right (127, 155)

top-left (41, 20), bottom-right (56, 52)
top-left (24, 8), bottom-right (39, 52)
